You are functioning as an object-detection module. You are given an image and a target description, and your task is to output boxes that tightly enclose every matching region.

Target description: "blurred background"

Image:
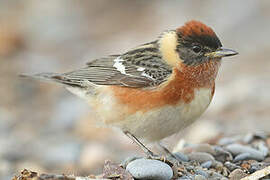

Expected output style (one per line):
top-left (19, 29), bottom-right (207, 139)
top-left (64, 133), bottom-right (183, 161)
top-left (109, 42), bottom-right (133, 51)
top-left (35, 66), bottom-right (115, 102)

top-left (1, 0), bottom-right (270, 179)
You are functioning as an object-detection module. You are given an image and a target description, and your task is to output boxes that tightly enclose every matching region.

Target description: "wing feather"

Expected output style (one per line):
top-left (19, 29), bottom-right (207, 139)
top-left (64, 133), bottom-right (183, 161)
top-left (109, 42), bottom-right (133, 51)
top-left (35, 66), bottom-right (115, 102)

top-left (38, 41), bottom-right (173, 88)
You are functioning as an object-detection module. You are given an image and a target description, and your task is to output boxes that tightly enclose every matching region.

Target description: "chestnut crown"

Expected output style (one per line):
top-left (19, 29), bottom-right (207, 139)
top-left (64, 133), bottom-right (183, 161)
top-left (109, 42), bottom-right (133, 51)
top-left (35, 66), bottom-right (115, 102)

top-left (176, 21), bottom-right (237, 65)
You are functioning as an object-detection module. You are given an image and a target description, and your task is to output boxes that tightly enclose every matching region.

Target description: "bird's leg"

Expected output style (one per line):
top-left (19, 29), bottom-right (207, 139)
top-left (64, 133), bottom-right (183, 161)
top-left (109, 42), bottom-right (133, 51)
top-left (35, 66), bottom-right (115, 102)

top-left (123, 131), bottom-right (158, 159)
top-left (123, 131), bottom-right (181, 167)
top-left (158, 143), bottom-right (182, 165)
top-left (158, 143), bottom-right (176, 158)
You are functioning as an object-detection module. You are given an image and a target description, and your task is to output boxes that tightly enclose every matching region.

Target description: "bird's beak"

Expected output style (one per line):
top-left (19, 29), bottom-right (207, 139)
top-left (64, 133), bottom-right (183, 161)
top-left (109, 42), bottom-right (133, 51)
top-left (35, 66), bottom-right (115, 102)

top-left (205, 47), bottom-right (238, 58)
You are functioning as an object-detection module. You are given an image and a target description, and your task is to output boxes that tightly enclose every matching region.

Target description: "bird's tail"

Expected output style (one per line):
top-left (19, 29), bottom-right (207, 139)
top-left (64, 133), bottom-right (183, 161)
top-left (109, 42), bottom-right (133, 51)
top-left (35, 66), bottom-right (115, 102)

top-left (20, 72), bottom-right (68, 85)
top-left (20, 72), bottom-right (87, 88)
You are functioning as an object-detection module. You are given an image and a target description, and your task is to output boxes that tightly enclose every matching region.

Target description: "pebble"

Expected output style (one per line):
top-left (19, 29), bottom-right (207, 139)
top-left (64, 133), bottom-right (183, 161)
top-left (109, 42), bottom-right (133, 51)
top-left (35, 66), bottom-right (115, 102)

top-left (194, 174), bottom-right (207, 180)
top-left (177, 175), bottom-right (193, 180)
top-left (103, 160), bottom-right (133, 180)
top-left (126, 159), bottom-right (173, 180)
top-left (256, 141), bottom-right (269, 156)
top-left (249, 162), bottom-right (264, 173)
top-left (121, 156), bottom-right (142, 168)
top-left (207, 171), bottom-right (227, 180)
top-left (243, 131), bottom-right (267, 143)
top-left (234, 152), bottom-right (252, 162)
top-left (226, 144), bottom-right (265, 161)
top-left (174, 152), bottom-right (189, 162)
top-left (201, 161), bottom-right (212, 169)
top-left (213, 146), bottom-right (233, 162)
top-left (224, 161), bottom-right (240, 171)
top-left (263, 157), bottom-right (270, 163)
top-left (191, 144), bottom-right (216, 155)
top-left (187, 152), bottom-right (215, 164)
top-left (243, 133), bottom-right (254, 144)
top-left (193, 169), bottom-right (209, 178)
top-left (218, 136), bottom-right (242, 146)
top-left (228, 169), bottom-right (247, 180)
top-left (253, 131), bottom-right (267, 140)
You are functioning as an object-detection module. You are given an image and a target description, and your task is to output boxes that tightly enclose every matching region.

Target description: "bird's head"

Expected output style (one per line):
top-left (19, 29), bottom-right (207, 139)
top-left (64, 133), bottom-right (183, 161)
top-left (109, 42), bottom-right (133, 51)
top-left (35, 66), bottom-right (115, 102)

top-left (159, 20), bottom-right (238, 68)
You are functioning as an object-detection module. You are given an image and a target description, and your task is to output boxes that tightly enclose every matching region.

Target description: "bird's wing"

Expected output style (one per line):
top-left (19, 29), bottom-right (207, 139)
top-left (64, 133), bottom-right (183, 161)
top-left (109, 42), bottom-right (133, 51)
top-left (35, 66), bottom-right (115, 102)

top-left (38, 41), bottom-right (172, 88)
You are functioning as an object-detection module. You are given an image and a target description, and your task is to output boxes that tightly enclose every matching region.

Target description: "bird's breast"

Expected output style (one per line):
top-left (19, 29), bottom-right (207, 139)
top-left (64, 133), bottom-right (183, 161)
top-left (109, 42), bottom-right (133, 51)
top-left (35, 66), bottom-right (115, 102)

top-left (108, 65), bottom-right (217, 114)
top-left (82, 61), bottom-right (219, 141)
top-left (106, 87), bottom-right (214, 142)
top-left (86, 71), bottom-right (215, 141)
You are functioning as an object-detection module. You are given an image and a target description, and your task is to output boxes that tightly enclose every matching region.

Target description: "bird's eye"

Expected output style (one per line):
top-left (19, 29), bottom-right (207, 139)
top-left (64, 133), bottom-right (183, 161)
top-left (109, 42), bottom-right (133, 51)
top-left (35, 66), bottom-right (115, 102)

top-left (192, 45), bottom-right (202, 53)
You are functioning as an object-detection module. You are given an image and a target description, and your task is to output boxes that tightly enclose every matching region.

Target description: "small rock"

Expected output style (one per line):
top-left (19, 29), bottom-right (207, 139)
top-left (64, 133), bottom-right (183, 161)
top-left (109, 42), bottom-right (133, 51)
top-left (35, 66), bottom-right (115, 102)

top-left (192, 144), bottom-right (216, 156)
top-left (228, 169), bottom-right (247, 180)
top-left (103, 160), bottom-right (133, 180)
top-left (226, 144), bottom-right (265, 161)
top-left (224, 161), bottom-right (240, 171)
top-left (255, 141), bottom-right (269, 156)
top-left (253, 131), bottom-right (267, 140)
top-left (241, 161), bottom-right (251, 170)
top-left (194, 174), bottom-right (207, 180)
top-left (207, 171), bottom-right (227, 180)
top-left (218, 136), bottom-right (242, 146)
top-left (214, 146), bottom-right (233, 162)
top-left (174, 152), bottom-right (189, 162)
top-left (188, 152), bottom-right (215, 164)
top-left (126, 159), bottom-right (173, 180)
top-left (249, 162), bottom-right (264, 173)
top-left (234, 152), bottom-right (251, 162)
top-left (243, 133), bottom-right (254, 144)
top-left (194, 169), bottom-right (209, 178)
top-left (177, 175), bottom-right (194, 180)
top-left (263, 157), bottom-right (270, 163)
top-left (201, 161), bottom-right (212, 169)
top-left (121, 156), bottom-right (142, 168)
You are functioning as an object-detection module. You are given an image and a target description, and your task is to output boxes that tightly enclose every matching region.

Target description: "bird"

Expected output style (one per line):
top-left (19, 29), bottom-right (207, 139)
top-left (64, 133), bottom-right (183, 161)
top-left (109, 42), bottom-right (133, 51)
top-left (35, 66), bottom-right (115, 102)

top-left (22, 20), bottom-right (238, 158)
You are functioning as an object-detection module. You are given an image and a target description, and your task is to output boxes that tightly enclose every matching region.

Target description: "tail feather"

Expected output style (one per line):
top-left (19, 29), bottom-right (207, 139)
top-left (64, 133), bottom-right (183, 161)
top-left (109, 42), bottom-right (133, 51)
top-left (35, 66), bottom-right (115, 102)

top-left (20, 72), bottom-right (82, 87)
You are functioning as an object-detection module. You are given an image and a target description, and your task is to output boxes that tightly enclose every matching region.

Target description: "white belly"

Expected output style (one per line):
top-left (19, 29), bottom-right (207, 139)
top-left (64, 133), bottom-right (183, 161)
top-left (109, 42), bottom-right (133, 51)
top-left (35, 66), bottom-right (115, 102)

top-left (116, 88), bottom-right (213, 142)
top-left (67, 86), bottom-right (213, 142)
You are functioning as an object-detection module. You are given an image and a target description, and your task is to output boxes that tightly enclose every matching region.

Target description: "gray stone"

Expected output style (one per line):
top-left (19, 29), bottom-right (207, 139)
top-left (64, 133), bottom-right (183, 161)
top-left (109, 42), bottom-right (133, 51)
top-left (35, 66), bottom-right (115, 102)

top-left (187, 152), bottom-right (215, 164)
top-left (207, 171), bottom-right (227, 180)
top-left (177, 175), bottom-right (194, 180)
top-left (233, 152), bottom-right (251, 162)
top-left (249, 162), bottom-right (264, 173)
top-left (214, 146), bottom-right (233, 162)
top-left (121, 156), bottom-right (142, 168)
top-left (256, 141), bottom-right (269, 156)
top-left (224, 161), bottom-right (240, 171)
top-left (194, 169), bottom-right (209, 178)
top-left (194, 175), bottom-right (207, 180)
top-left (192, 144), bottom-right (216, 156)
top-left (201, 160), bottom-right (212, 169)
top-left (243, 133), bottom-right (254, 144)
top-left (228, 169), bottom-right (247, 180)
top-left (218, 136), bottom-right (241, 146)
top-left (174, 152), bottom-right (189, 162)
top-left (253, 131), bottom-right (267, 140)
top-left (226, 144), bottom-right (265, 161)
top-left (126, 159), bottom-right (173, 180)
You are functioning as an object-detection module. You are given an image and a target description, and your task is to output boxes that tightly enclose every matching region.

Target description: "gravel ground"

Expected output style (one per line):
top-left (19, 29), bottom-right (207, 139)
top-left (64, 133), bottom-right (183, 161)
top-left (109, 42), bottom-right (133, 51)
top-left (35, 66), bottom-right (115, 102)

top-left (13, 132), bottom-right (270, 179)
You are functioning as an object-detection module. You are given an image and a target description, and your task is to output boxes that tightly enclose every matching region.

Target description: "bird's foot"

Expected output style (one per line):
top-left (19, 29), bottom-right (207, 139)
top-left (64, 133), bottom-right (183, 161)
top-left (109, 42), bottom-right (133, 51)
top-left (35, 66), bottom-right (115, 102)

top-left (123, 131), bottom-right (184, 166)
